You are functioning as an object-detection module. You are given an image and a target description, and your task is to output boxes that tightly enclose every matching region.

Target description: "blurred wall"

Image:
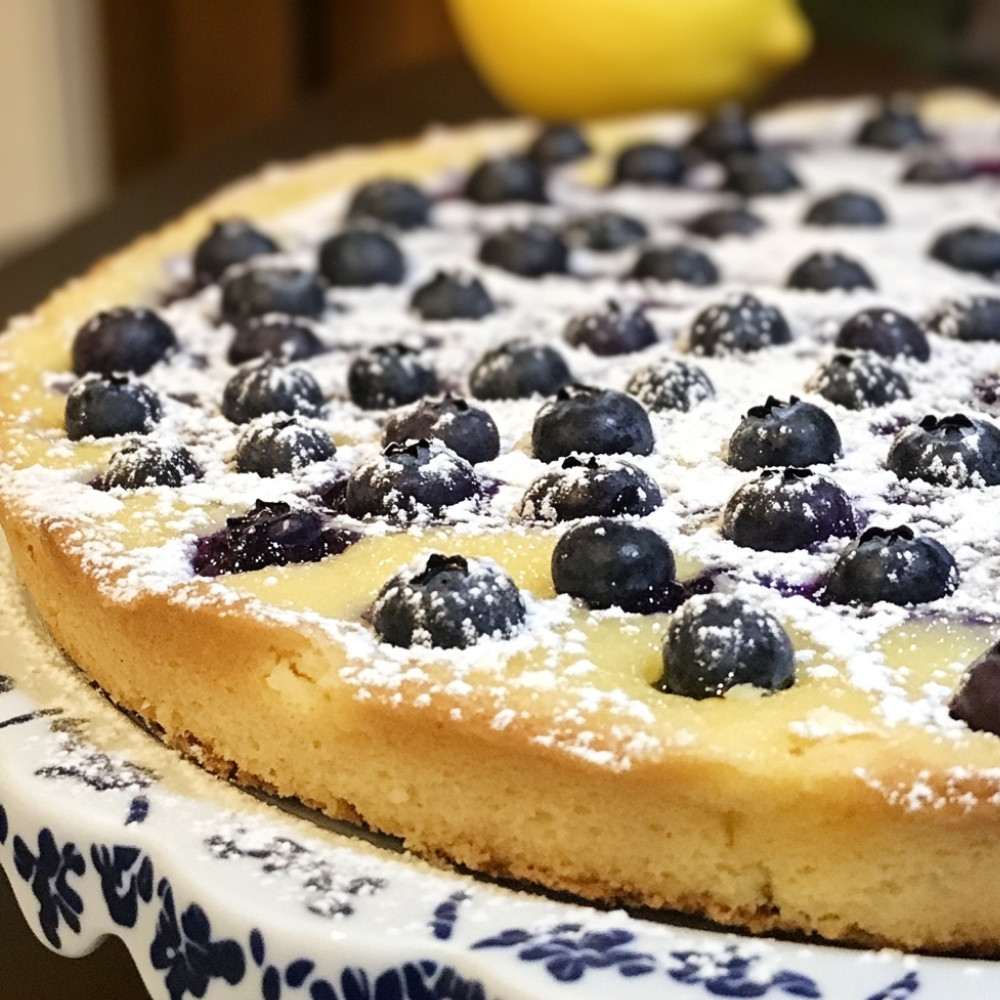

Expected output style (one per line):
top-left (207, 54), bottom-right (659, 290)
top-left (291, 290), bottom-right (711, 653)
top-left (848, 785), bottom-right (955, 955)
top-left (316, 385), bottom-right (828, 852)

top-left (0, 0), bottom-right (108, 259)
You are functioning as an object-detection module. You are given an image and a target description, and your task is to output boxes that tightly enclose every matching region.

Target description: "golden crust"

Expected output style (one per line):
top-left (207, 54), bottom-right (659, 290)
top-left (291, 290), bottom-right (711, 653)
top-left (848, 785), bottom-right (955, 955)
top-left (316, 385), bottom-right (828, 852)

top-left (5, 94), bottom-right (1000, 954)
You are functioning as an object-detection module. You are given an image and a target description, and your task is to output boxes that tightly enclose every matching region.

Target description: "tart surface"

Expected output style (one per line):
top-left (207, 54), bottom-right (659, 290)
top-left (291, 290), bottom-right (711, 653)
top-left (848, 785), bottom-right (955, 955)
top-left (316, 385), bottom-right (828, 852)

top-left (5, 93), bottom-right (1000, 954)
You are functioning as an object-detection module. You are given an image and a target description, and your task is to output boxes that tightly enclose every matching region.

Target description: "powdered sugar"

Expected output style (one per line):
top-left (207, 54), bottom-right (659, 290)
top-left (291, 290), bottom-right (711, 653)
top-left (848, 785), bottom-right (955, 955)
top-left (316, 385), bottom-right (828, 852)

top-left (6, 99), bottom-right (1000, 786)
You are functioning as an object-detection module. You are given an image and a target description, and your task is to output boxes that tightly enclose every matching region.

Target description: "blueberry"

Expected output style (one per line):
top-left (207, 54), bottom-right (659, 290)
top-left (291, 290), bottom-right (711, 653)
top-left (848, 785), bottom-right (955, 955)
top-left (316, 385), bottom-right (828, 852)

top-left (233, 413), bottom-right (336, 476)
top-left (346, 178), bottom-right (431, 230)
top-left (527, 123), bottom-right (592, 166)
top-left (347, 344), bottom-right (437, 410)
top-left (786, 251), bottom-right (876, 292)
top-left (626, 357), bottom-right (715, 412)
top-left (227, 316), bottom-right (324, 365)
top-left (950, 643), bottom-right (1000, 736)
top-left (221, 360), bottom-right (324, 424)
top-left (722, 152), bottom-right (800, 196)
top-left (657, 594), bottom-right (794, 699)
top-left (688, 294), bottom-right (792, 356)
top-left (728, 396), bottom-right (841, 471)
top-left (929, 225), bottom-right (1000, 277)
top-left (563, 302), bottom-right (657, 356)
top-left (65, 374), bottom-right (162, 440)
top-left (220, 266), bottom-right (327, 324)
top-left (478, 224), bottom-right (569, 277)
top-left (902, 157), bottom-right (974, 184)
top-left (856, 99), bottom-right (931, 149)
top-left (193, 499), bottom-right (335, 576)
top-left (886, 413), bottom-right (1000, 487)
top-left (317, 227), bottom-right (405, 287)
top-left (193, 219), bottom-right (279, 286)
top-left (807, 352), bottom-right (910, 410)
top-left (382, 394), bottom-right (500, 465)
top-left (72, 308), bottom-right (177, 377)
top-left (612, 142), bottom-right (686, 186)
top-left (463, 154), bottom-right (547, 204)
top-left (823, 525), bottom-right (958, 606)
top-left (687, 206), bottom-right (764, 240)
top-left (629, 244), bottom-right (720, 286)
top-left (686, 104), bottom-right (758, 160)
top-left (469, 339), bottom-right (571, 400)
top-left (345, 440), bottom-right (479, 519)
top-left (518, 455), bottom-right (662, 522)
top-left (551, 519), bottom-right (676, 612)
top-left (804, 191), bottom-right (887, 227)
top-left (410, 271), bottom-right (495, 321)
top-left (722, 467), bottom-right (856, 552)
top-left (563, 211), bottom-right (647, 252)
top-left (102, 439), bottom-right (201, 489)
top-left (533, 385), bottom-right (654, 462)
top-left (835, 307), bottom-right (930, 361)
top-left (924, 296), bottom-right (1000, 343)
top-left (373, 554), bottom-right (525, 649)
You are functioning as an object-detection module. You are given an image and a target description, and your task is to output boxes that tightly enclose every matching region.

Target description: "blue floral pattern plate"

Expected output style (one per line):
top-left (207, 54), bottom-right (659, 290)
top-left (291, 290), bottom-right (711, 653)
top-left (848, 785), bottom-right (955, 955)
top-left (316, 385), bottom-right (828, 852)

top-left (0, 535), bottom-right (995, 1000)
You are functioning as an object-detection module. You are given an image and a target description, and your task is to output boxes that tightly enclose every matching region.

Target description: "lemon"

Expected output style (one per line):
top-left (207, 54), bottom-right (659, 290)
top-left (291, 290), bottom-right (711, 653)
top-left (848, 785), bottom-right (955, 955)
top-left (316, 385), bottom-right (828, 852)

top-left (446, 0), bottom-right (812, 119)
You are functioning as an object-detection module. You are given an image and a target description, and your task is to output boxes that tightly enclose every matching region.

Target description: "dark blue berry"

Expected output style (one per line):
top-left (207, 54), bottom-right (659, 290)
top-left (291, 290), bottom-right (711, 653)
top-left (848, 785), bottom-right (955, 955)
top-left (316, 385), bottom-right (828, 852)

top-left (102, 439), bottom-right (200, 489)
top-left (728, 396), bottom-right (841, 470)
top-left (464, 155), bottom-right (547, 204)
top-left (612, 143), bottom-right (686, 186)
top-left (221, 360), bottom-right (324, 424)
top-left (563, 302), bottom-right (657, 356)
top-left (193, 219), bottom-right (279, 286)
top-left (687, 206), bottom-right (764, 239)
top-left (824, 525), bottom-right (958, 606)
top-left (373, 554), bottom-right (525, 649)
top-left (478, 224), bottom-right (569, 277)
top-left (551, 519), bottom-right (675, 612)
top-left (347, 344), bottom-right (437, 410)
top-left (856, 100), bottom-right (931, 149)
top-left (929, 225), bottom-right (1000, 277)
top-left (410, 271), bottom-right (495, 321)
top-left (227, 316), bottom-right (324, 365)
top-left (657, 595), bottom-right (794, 699)
top-left (317, 228), bottom-right (405, 287)
top-left (688, 294), bottom-right (792, 356)
top-left (886, 413), bottom-right (1000, 487)
top-left (220, 266), bottom-right (327, 324)
top-left (192, 499), bottom-right (353, 577)
top-left (346, 179), bottom-right (431, 230)
top-left (518, 455), bottom-right (661, 522)
top-left (804, 191), bottom-right (887, 226)
top-left (527, 123), bottom-right (592, 166)
top-left (72, 308), bottom-right (177, 377)
top-left (950, 643), bottom-right (1000, 736)
top-left (345, 440), bottom-right (479, 519)
top-left (835, 307), bottom-right (930, 361)
top-left (722, 153), bottom-right (800, 196)
top-left (686, 104), bottom-right (758, 160)
top-left (469, 339), bottom-right (571, 400)
top-left (924, 296), bottom-right (1000, 343)
top-left (233, 413), bottom-right (336, 476)
top-left (629, 244), bottom-right (720, 285)
top-left (902, 157), bottom-right (974, 184)
top-left (807, 352), bottom-right (910, 410)
top-left (532, 385), bottom-right (654, 461)
top-left (787, 251), bottom-right (876, 292)
top-left (626, 357), bottom-right (715, 412)
top-left (722, 467), bottom-right (856, 551)
top-left (382, 394), bottom-right (499, 465)
top-left (65, 374), bottom-right (162, 440)
top-left (563, 211), bottom-right (647, 252)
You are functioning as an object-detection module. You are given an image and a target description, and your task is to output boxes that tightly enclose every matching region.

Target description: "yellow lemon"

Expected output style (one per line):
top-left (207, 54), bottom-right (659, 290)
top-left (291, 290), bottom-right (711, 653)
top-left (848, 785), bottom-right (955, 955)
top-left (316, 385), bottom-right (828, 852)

top-left (446, 0), bottom-right (812, 119)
